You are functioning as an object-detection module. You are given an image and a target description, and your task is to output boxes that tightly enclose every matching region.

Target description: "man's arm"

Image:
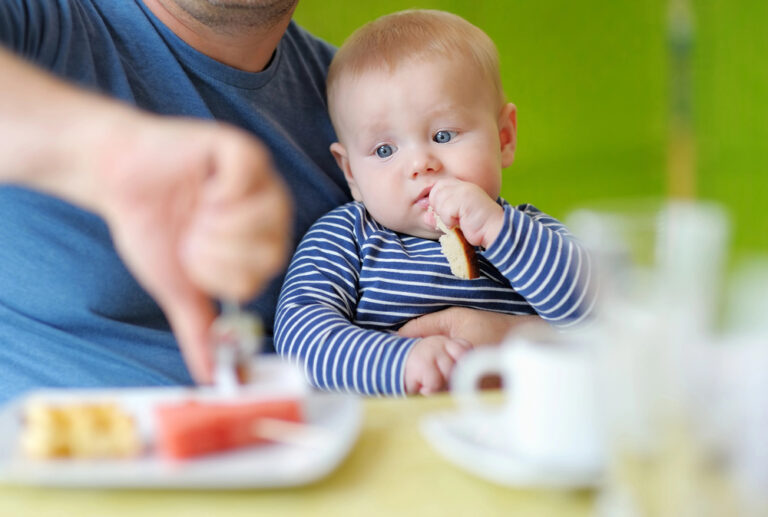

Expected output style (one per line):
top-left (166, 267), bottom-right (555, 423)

top-left (0, 47), bottom-right (292, 382)
top-left (398, 307), bottom-right (543, 346)
top-left (0, 47), bottom-right (117, 205)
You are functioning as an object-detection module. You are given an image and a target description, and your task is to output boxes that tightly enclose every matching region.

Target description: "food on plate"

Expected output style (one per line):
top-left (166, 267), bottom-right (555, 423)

top-left (433, 211), bottom-right (479, 280)
top-left (20, 401), bottom-right (142, 459)
top-left (154, 398), bottom-right (303, 459)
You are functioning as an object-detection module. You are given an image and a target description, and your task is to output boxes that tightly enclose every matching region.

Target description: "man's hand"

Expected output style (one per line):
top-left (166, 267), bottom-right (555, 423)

top-left (399, 307), bottom-right (542, 347)
top-left (401, 309), bottom-right (543, 391)
top-left (98, 115), bottom-right (292, 384)
top-left (0, 49), bottom-right (291, 385)
top-left (404, 336), bottom-right (473, 395)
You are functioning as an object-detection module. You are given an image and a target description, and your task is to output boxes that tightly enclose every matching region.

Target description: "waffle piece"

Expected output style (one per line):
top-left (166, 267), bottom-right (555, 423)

top-left (20, 401), bottom-right (142, 459)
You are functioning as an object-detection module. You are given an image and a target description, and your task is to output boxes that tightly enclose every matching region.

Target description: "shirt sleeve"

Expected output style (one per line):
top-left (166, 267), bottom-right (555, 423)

top-left (0, 0), bottom-right (69, 64)
top-left (481, 203), bottom-right (597, 327)
top-left (275, 208), bottom-right (416, 396)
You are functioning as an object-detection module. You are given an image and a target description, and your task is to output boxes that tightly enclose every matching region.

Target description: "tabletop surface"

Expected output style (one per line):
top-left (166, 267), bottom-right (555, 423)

top-left (0, 393), bottom-right (594, 517)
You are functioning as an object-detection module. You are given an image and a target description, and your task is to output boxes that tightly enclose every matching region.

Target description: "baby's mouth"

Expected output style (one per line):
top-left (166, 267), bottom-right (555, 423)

top-left (413, 185), bottom-right (433, 207)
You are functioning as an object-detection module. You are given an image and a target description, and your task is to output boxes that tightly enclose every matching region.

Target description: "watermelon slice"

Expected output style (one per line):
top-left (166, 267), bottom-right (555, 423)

top-left (154, 398), bottom-right (303, 459)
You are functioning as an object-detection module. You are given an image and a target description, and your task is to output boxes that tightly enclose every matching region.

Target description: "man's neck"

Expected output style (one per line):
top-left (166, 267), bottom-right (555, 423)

top-left (142, 0), bottom-right (295, 73)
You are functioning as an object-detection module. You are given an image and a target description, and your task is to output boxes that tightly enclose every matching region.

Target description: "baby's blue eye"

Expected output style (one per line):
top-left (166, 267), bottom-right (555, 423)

top-left (376, 144), bottom-right (394, 158)
top-left (434, 130), bottom-right (456, 144)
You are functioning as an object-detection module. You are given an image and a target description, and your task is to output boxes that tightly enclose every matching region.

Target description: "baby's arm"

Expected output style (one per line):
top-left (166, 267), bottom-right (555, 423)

top-left (481, 203), bottom-right (596, 327)
top-left (429, 179), bottom-right (596, 327)
top-left (276, 206), bottom-right (453, 396)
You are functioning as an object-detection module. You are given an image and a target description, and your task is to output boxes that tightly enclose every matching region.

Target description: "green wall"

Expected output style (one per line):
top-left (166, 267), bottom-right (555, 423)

top-left (295, 1), bottom-right (767, 258)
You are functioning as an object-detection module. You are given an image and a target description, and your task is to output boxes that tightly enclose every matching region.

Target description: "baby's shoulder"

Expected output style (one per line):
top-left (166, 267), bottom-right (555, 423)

top-left (307, 201), bottom-right (389, 241)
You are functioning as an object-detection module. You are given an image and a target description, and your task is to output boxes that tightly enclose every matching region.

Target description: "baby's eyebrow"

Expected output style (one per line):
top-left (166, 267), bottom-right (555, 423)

top-left (360, 120), bottom-right (389, 135)
top-left (354, 124), bottom-right (390, 146)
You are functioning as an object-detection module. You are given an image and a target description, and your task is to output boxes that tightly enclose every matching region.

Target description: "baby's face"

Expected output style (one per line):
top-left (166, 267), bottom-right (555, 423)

top-left (331, 58), bottom-right (512, 239)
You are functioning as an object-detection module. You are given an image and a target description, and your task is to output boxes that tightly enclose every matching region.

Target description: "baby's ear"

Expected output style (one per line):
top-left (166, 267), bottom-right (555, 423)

top-left (498, 103), bottom-right (517, 168)
top-left (330, 142), bottom-right (362, 201)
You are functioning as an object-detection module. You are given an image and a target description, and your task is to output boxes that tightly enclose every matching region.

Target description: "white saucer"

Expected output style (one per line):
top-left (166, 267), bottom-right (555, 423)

top-left (421, 409), bottom-right (603, 489)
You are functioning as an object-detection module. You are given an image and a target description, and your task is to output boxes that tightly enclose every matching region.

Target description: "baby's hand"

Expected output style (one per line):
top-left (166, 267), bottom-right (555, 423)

top-left (428, 178), bottom-right (504, 249)
top-left (404, 336), bottom-right (473, 395)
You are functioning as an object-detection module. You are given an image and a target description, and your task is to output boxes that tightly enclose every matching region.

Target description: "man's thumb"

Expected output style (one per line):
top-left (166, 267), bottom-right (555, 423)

top-left (397, 310), bottom-right (449, 338)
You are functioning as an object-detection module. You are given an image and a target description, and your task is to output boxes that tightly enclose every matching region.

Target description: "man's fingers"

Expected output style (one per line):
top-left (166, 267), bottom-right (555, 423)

top-left (97, 118), bottom-right (292, 386)
top-left (183, 238), bottom-right (286, 301)
top-left (180, 131), bottom-right (292, 302)
top-left (175, 128), bottom-right (288, 378)
top-left (203, 129), bottom-right (276, 202)
top-left (182, 204), bottom-right (291, 301)
top-left (188, 186), bottom-right (291, 260)
top-left (160, 290), bottom-right (217, 384)
top-left (206, 191), bottom-right (292, 240)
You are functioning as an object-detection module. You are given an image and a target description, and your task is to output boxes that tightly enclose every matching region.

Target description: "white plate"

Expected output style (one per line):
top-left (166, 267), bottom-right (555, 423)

top-left (421, 409), bottom-right (603, 490)
top-left (0, 360), bottom-right (362, 489)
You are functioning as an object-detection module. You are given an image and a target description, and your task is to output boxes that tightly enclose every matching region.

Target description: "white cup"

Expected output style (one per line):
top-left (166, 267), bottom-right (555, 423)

top-left (452, 332), bottom-right (604, 475)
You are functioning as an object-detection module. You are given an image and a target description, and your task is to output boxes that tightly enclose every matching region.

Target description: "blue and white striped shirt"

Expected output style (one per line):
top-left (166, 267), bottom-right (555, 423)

top-left (275, 200), bottom-right (595, 396)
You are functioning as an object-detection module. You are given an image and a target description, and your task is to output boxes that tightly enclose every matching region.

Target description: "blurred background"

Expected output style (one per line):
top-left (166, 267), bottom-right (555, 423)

top-left (294, 0), bottom-right (767, 263)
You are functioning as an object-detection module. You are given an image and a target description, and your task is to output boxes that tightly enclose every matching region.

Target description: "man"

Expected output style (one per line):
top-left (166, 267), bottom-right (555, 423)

top-left (0, 1), bottom-right (532, 403)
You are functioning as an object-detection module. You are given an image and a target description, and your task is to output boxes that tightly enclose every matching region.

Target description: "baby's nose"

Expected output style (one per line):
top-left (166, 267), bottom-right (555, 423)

top-left (410, 153), bottom-right (442, 179)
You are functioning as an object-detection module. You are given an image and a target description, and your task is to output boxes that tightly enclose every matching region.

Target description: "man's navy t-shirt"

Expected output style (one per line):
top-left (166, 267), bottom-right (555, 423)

top-left (0, 0), bottom-right (350, 403)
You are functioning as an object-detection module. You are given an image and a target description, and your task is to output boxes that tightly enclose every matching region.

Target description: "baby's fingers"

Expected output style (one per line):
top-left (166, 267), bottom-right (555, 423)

top-left (432, 347), bottom-right (465, 393)
top-left (419, 365), bottom-right (447, 396)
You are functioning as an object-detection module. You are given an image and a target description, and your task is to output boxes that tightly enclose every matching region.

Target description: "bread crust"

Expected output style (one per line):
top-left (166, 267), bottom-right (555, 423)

top-left (432, 210), bottom-right (479, 280)
top-left (439, 227), bottom-right (480, 279)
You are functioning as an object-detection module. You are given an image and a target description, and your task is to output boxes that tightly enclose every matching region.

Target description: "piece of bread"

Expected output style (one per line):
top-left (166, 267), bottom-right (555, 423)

top-left (433, 211), bottom-right (479, 280)
top-left (20, 401), bottom-right (142, 459)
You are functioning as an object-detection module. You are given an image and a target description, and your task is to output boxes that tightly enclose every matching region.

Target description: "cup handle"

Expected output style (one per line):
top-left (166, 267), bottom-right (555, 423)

top-left (451, 347), bottom-right (507, 412)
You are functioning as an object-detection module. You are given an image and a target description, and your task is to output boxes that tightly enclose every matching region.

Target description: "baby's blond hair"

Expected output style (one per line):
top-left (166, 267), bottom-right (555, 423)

top-left (327, 9), bottom-right (505, 130)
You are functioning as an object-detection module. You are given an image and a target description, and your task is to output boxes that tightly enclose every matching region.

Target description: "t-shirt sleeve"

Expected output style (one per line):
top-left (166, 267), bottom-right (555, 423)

top-left (0, 0), bottom-right (70, 65)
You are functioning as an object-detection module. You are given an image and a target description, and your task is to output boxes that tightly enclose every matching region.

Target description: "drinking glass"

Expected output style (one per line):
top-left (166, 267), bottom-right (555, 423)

top-left (568, 199), bottom-right (730, 517)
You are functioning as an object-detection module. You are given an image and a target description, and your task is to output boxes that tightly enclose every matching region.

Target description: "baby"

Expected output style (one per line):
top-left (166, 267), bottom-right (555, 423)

top-left (275, 10), bottom-right (595, 396)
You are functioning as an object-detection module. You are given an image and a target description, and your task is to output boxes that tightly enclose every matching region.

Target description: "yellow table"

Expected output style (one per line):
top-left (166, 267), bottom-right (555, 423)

top-left (0, 395), bottom-right (594, 517)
